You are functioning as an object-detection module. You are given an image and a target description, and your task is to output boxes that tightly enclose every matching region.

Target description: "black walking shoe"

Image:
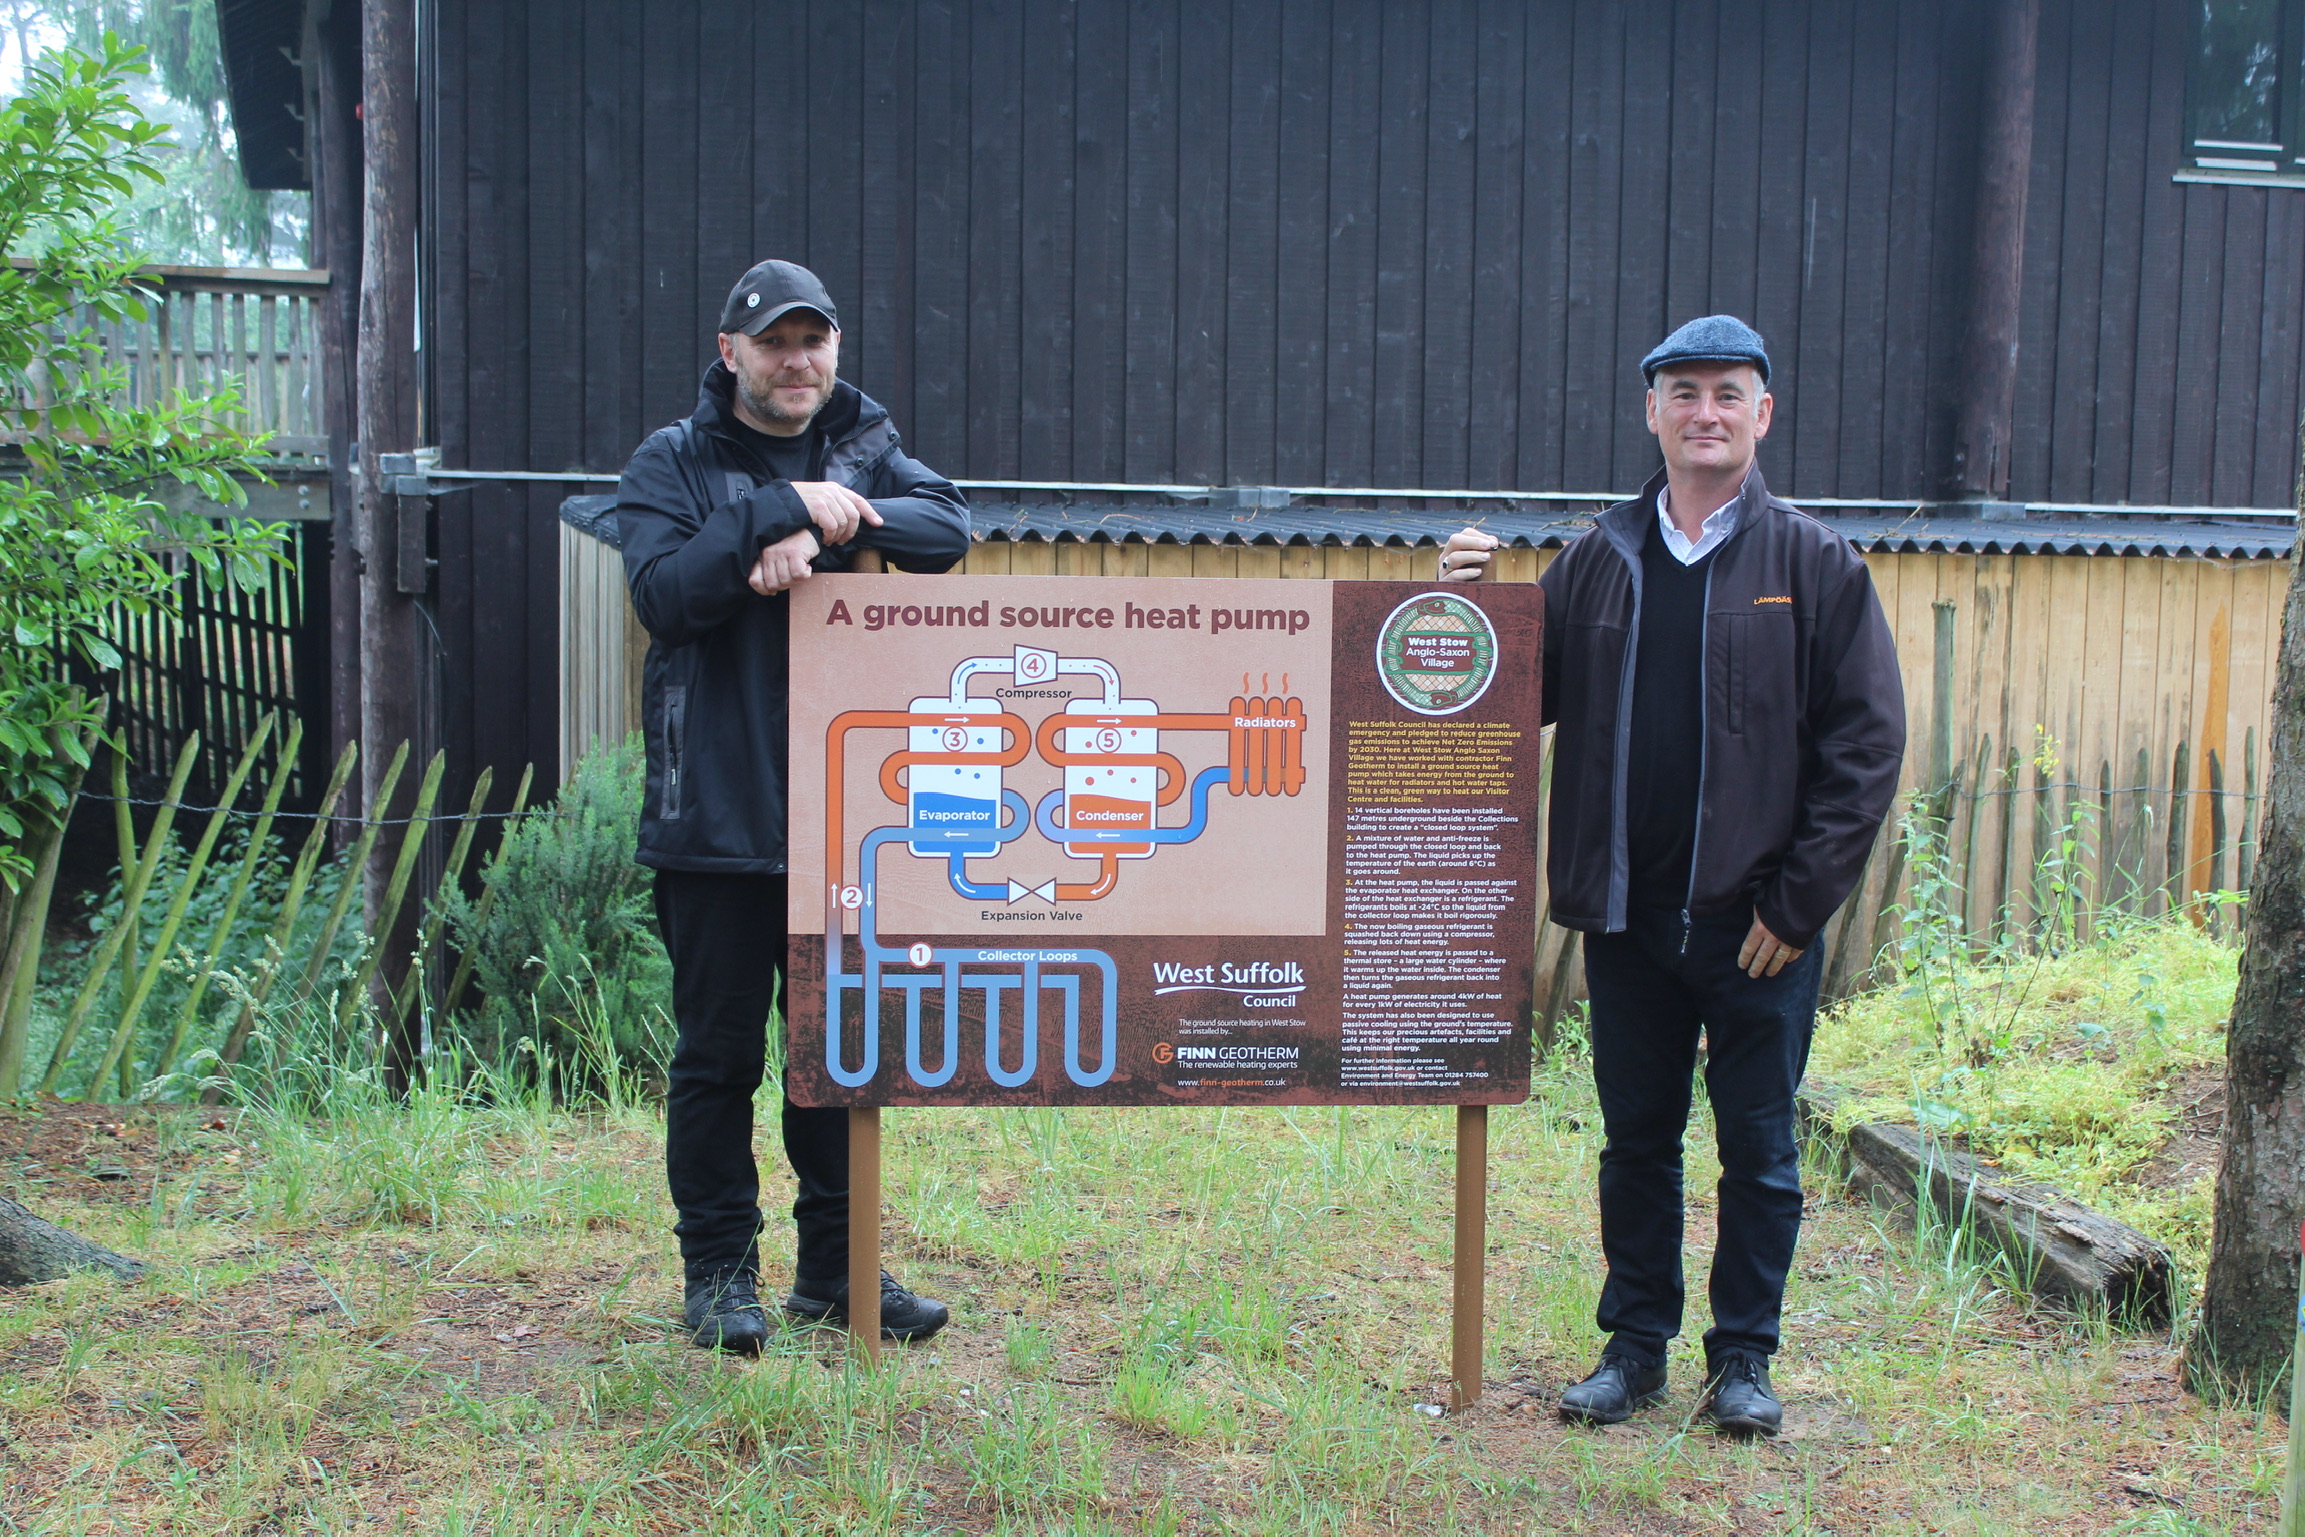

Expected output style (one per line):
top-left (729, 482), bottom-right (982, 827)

top-left (1558, 1353), bottom-right (1668, 1425)
top-left (683, 1268), bottom-right (770, 1355)
top-left (1697, 1353), bottom-right (1782, 1436)
top-left (785, 1270), bottom-right (951, 1342)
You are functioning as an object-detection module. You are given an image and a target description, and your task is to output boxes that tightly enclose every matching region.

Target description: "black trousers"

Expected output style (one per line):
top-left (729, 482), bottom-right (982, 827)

top-left (654, 869), bottom-right (848, 1293)
top-left (1580, 900), bottom-right (1822, 1368)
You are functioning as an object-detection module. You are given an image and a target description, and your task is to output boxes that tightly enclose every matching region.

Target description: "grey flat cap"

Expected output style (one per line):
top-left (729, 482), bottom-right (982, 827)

top-left (1641, 314), bottom-right (1771, 384)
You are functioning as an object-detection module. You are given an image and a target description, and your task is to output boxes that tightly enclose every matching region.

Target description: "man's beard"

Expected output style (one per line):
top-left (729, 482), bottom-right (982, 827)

top-left (737, 364), bottom-right (832, 428)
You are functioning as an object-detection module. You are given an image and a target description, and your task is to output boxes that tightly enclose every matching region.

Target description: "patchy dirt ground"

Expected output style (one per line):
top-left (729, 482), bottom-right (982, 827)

top-left (0, 1085), bottom-right (2283, 1536)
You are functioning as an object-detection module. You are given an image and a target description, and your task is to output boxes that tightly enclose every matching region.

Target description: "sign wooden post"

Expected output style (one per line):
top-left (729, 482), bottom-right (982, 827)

top-left (1450, 1102), bottom-right (1488, 1409)
top-left (790, 575), bottom-right (1540, 1398)
top-left (848, 1107), bottom-right (882, 1364)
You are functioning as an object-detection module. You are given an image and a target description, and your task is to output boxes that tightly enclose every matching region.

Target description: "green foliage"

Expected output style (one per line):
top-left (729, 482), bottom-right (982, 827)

top-left (0, 36), bottom-right (283, 889)
top-left (25, 825), bottom-right (365, 1098)
top-left (1823, 914), bottom-right (2234, 1275)
top-left (439, 737), bottom-right (673, 1083)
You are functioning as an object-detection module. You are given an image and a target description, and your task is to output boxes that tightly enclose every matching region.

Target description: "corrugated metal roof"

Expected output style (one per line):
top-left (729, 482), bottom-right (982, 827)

top-left (560, 493), bottom-right (2295, 560)
top-left (966, 501), bottom-right (2297, 560)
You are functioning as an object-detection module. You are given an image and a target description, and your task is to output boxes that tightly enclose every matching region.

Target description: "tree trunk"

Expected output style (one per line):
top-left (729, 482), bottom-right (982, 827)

top-left (313, 0), bottom-right (365, 827)
top-left (0, 723), bottom-right (95, 1100)
top-left (0, 1194), bottom-right (143, 1286)
top-left (2184, 486), bottom-right (2305, 1402)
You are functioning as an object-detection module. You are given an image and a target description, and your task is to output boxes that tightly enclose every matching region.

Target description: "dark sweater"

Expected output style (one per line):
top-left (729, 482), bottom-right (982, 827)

top-left (1625, 516), bottom-right (1716, 908)
top-left (725, 415), bottom-right (817, 485)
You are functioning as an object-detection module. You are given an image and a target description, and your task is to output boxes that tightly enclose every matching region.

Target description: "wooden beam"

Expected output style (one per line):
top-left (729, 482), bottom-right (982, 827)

top-left (313, 0), bottom-right (364, 819)
top-left (357, 0), bottom-right (426, 1090)
top-left (1946, 0), bottom-right (2040, 502)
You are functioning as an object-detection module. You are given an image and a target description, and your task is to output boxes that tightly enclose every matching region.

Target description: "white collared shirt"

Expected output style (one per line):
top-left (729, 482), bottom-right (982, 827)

top-left (1657, 488), bottom-right (1737, 565)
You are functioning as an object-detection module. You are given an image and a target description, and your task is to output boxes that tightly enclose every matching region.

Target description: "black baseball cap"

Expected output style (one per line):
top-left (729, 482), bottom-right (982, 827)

top-left (718, 259), bottom-right (838, 336)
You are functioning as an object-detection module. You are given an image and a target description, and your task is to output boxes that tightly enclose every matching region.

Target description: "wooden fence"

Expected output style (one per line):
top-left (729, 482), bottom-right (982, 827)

top-left (4, 263), bottom-right (329, 457)
top-left (12, 266), bottom-right (340, 807)
top-left (562, 530), bottom-right (2290, 1013)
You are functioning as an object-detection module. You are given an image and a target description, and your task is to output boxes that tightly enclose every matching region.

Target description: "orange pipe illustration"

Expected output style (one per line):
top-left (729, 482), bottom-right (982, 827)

top-left (1055, 849), bottom-right (1121, 901)
top-left (824, 710), bottom-right (1029, 927)
top-left (1033, 713), bottom-right (1191, 805)
top-left (1227, 697), bottom-right (1249, 795)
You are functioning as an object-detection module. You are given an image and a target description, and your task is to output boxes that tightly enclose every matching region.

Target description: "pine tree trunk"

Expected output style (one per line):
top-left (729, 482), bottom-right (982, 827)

top-left (2185, 510), bottom-right (2305, 1402)
top-left (0, 1194), bottom-right (144, 1286)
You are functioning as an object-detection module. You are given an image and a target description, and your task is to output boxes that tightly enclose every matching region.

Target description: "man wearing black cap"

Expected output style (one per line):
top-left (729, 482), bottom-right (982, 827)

top-left (1440, 316), bottom-right (1905, 1434)
top-left (617, 259), bottom-right (970, 1352)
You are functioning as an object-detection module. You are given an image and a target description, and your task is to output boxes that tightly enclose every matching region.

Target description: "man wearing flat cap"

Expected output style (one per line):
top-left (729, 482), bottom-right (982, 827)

top-left (617, 259), bottom-right (969, 1352)
top-left (1440, 316), bottom-right (1904, 1434)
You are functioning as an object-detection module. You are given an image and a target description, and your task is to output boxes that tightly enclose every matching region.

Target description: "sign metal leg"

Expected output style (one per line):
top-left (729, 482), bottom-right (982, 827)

top-left (848, 1105), bottom-right (881, 1364)
top-left (1450, 1102), bottom-right (1488, 1410)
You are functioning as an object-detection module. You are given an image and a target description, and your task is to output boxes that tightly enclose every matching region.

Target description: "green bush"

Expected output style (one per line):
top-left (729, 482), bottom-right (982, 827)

top-left (439, 736), bottom-right (671, 1084)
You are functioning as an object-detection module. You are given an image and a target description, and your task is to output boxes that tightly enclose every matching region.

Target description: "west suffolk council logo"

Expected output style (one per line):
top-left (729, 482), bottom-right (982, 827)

top-left (1375, 592), bottom-right (1498, 715)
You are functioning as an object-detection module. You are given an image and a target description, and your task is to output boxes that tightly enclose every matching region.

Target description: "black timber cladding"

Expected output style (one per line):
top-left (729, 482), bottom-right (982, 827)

top-left (425, 0), bottom-right (2305, 790)
top-left (216, 0), bottom-right (308, 190)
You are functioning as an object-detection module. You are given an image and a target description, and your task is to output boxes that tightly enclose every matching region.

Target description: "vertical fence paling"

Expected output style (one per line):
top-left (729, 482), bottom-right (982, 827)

top-left (154, 717), bottom-right (305, 1081)
top-left (339, 750), bottom-right (446, 1036)
top-left (87, 719), bottom-right (277, 1094)
top-left (207, 740), bottom-right (360, 1099)
top-left (38, 737), bottom-right (201, 1094)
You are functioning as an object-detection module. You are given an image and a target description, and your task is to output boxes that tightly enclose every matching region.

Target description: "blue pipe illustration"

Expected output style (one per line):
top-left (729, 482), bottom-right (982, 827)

top-left (825, 819), bottom-right (1119, 1090)
top-left (945, 788), bottom-right (1032, 901)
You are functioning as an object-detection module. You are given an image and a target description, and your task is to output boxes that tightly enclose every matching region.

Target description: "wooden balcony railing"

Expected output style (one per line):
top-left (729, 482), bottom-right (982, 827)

top-left (8, 262), bottom-right (330, 460)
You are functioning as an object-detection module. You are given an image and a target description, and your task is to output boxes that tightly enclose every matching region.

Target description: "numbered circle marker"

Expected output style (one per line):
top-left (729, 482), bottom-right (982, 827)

top-left (907, 942), bottom-right (934, 967)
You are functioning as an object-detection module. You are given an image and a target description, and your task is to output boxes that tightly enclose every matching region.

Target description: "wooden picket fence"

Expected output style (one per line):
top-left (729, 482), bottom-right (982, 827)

top-left (2, 263), bottom-right (329, 457)
top-left (2, 716), bottom-right (533, 1103)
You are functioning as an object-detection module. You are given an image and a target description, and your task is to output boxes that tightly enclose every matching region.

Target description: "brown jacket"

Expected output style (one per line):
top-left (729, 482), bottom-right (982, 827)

top-left (1539, 462), bottom-right (1905, 948)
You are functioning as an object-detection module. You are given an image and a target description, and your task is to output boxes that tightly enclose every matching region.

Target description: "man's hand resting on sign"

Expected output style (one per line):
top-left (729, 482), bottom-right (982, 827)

top-left (1438, 527), bottom-right (1498, 582)
top-left (748, 529), bottom-right (822, 595)
top-left (794, 481), bottom-right (882, 546)
top-left (1738, 915), bottom-right (1804, 979)
top-left (747, 484), bottom-right (885, 595)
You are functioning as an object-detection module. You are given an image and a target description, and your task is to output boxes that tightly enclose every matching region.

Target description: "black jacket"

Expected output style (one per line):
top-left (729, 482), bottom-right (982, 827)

top-left (618, 364), bottom-right (972, 873)
top-left (1539, 462), bottom-right (1905, 948)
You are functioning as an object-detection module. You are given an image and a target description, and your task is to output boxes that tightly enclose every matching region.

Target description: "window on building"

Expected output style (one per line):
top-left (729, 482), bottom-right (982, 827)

top-left (2186, 0), bottom-right (2305, 177)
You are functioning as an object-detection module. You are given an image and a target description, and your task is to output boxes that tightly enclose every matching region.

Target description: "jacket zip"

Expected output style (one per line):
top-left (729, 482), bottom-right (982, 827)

top-left (1605, 528), bottom-right (1646, 934)
top-left (1680, 558), bottom-right (1717, 955)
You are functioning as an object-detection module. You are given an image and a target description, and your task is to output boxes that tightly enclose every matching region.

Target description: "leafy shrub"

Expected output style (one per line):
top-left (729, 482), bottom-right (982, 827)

top-left (439, 736), bottom-right (671, 1084)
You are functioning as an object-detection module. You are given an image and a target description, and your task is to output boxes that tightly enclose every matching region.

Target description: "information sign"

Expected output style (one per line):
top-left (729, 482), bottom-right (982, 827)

top-left (786, 576), bottom-right (1544, 1110)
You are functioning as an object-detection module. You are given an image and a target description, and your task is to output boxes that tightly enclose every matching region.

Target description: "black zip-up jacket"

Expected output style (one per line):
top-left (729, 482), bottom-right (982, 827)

top-left (618, 363), bottom-right (971, 873)
top-left (1539, 461), bottom-right (1905, 948)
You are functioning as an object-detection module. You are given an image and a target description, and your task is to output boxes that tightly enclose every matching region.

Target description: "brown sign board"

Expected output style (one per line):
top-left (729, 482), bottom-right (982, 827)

top-left (785, 576), bottom-right (1544, 1109)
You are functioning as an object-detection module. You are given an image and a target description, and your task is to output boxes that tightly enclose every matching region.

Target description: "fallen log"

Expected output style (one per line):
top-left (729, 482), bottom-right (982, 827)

top-left (0, 1194), bottom-right (144, 1286)
top-left (1798, 1086), bottom-right (2175, 1328)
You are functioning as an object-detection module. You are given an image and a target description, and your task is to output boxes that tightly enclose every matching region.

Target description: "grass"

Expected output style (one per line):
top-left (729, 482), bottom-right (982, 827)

top-left (1815, 913), bottom-right (2236, 1278)
top-left (0, 1021), bottom-right (2285, 1536)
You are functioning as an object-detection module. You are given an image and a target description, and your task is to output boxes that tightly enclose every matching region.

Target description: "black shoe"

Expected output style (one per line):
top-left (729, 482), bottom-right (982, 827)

top-left (683, 1269), bottom-right (770, 1355)
top-left (1558, 1353), bottom-right (1668, 1425)
top-left (1698, 1353), bottom-right (1782, 1436)
top-left (785, 1270), bottom-right (951, 1342)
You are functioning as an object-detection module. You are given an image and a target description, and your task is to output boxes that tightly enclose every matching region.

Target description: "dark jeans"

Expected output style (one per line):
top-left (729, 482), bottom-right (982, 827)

top-left (1581, 900), bottom-right (1821, 1368)
top-left (654, 869), bottom-right (848, 1294)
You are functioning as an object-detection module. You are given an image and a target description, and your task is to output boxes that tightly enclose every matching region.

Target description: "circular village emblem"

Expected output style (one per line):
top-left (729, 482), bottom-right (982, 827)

top-left (1375, 591), bottom-right (1498, 715)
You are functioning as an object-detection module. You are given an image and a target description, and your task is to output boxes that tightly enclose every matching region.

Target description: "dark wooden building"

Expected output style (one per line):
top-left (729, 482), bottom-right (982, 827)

top-left (223, 0), bottom-right (2305, 802)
